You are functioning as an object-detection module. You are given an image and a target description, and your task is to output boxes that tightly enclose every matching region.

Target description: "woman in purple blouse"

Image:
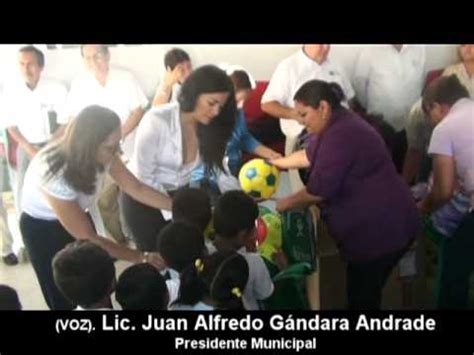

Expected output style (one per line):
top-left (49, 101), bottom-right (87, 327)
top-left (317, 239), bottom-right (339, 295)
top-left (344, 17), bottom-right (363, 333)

top-left (270, 80), bottom-right (418, 310)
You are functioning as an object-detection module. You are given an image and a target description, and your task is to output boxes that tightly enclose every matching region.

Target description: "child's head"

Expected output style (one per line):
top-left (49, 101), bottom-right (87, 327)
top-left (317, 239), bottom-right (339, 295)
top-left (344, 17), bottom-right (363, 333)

top-left (157, 221), bottom-right (205, 273)
top-left (174, 250), bottom-right (249, 310)
top-left (172, 187), bottom-right (212, 233)
top-left (213, 190), bottom-right (259, 249)
top-left (229, 69), bottom-right (253, 106)
top-left (115, 264), bottom-right (169, 310)
top-left (52, 240), bottom-right (115, 309)
top-left (0, 285), bottom-right (22, 310)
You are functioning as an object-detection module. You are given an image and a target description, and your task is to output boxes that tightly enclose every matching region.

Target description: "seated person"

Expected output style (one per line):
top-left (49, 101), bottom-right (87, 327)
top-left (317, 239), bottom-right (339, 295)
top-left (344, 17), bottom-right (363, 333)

top-left (170, 250), bottom-right (249, 310)
top-left (115, 263), bottom-right (169, 310)
top-left (213, 190), bottom-right (274, 310)
top-left (52, 240), bottom-right (116, 310)
top-left (0, 284), bottom-right (22, 310)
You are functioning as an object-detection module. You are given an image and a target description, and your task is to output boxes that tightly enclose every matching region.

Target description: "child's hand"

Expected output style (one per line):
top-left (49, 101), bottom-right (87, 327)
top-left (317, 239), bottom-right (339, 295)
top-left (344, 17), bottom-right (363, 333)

top-left (272, 248), bottom-right (288, 271)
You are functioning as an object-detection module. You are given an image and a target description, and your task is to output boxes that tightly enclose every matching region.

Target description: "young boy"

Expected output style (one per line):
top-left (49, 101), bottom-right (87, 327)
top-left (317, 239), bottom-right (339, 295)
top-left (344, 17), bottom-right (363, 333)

top-left (172, 187), bottom-right (216, 253)
top-left (115, 263), bottom-right (169, 310)
top-left (213, 190), bottom-right (274, 310)
top-left (52, 241), bottom-right (116, 310)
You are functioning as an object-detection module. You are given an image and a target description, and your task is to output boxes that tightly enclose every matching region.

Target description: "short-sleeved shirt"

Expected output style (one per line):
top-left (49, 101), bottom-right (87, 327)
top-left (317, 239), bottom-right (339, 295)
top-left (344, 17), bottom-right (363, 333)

top-left (352, 45), bottom-right (425, 132)
top-left (238, 247), bottom-right (274, 310)
top-left (305, 108), bottom-right (418, 261)
top-left (21, 149), bottom-right (108, 220)
top-left (65, 68), bottom-right (148, 158)
top-left (428, 98), bottom-right (474, 209)
top-left (2, 77), bottom-right (68, 143)
top-left (406, 62), bottom-right (474, 153)
top-left (262, 49), bottom-right (355, 138)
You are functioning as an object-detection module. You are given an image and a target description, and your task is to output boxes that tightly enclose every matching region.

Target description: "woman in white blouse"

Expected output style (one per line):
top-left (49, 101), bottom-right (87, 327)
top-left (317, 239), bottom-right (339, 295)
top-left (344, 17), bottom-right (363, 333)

top-left (121, 65), bottom-right (237, 252)
top-left (20, 105), bottom-right (172, 310)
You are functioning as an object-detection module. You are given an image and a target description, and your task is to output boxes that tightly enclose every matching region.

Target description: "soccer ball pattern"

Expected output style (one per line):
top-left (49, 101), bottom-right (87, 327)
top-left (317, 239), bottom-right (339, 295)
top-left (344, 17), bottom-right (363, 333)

top-left (238, 159), bottom-right (280, 199)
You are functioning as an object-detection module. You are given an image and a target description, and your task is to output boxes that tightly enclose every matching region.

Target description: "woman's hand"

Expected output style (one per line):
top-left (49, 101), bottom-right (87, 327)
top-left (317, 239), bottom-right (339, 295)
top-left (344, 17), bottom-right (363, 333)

top-left (275, 197), bottom-right (293, 213)
top-left (146, 252), bottom-right (167, 270)
top-left (267, 150), bottom-right (283, 160)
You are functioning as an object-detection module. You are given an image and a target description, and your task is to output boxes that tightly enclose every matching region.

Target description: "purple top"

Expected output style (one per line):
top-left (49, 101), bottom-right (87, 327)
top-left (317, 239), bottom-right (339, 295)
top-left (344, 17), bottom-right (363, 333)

top-left (305, 108), bottom-right (418, 261)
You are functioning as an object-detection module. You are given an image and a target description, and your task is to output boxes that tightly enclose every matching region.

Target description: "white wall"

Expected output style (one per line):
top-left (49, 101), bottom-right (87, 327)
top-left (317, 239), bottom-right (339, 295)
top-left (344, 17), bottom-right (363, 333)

top-left (0, 44), bottom-right (460, 100)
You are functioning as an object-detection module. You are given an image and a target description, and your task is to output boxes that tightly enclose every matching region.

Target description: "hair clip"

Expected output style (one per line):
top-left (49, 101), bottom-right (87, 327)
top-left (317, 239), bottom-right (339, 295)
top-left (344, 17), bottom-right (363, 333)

top-left (194, 258), bottom-right (204, 273)
top-left (231, 287), bottom-right (242, 298)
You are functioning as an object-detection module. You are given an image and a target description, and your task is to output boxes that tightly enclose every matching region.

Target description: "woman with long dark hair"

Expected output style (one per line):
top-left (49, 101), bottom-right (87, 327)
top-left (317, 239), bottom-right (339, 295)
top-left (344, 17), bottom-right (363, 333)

top-left (121, 65), bottom-right (237, 251)
top-left (20, 105), bottom-right (172, 310)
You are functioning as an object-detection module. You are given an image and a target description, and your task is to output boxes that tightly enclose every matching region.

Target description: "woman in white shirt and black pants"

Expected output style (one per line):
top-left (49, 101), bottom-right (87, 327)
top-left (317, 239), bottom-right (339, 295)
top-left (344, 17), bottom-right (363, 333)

top-left (121, 65), bottom-right (237, 252)
top-left (20, 105), bottom-right (172, 310)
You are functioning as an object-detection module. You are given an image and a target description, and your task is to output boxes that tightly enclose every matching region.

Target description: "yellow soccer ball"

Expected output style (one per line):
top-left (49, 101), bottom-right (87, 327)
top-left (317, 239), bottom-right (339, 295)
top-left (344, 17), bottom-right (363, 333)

top-left (238, 159), bottom-right (280, 199)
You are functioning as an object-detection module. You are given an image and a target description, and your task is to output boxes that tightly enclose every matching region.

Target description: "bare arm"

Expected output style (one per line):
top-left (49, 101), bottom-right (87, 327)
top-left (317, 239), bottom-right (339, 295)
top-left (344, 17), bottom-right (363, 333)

top-left (253, 144), bottom-right (282, 160)
top-left (402, 148), bottom-right (423, 186)
top-left (152, 84), bottom-right (173, 106)
top-left (43, 192), bottom-right (145, 263)
top-left (269, 149), bottom-right (310, 170)
top-left (261, 101), bottom-right (301, 122)
top-left (7, 126), bottom-right (38, 158)
top-left (121, 107), bottom-right (145, 138)
top-left (276, 188), bottom-right (323, 213)
top-left (418, 154), bottom-right (455, 214)
top-left (109, 156), bottom-right (172, 211)
top-left (152, 66), bottom-right (182, 107)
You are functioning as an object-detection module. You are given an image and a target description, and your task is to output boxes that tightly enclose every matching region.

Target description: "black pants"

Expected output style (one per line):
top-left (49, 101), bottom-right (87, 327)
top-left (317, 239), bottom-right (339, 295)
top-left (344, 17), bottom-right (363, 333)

top-left (20, 213), bottom-right (75, 310)
top-left (346, 248), bottom-right (406, 310)
top-left (436, 211), bottom-right (474, 309)
top-left (120, 192), bottom-right (168, 252)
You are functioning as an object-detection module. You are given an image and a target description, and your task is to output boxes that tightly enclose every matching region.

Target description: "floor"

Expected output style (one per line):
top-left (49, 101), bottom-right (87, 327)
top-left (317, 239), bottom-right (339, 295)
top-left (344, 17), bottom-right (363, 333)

top-left (0, 192), bottom-right (132, 310)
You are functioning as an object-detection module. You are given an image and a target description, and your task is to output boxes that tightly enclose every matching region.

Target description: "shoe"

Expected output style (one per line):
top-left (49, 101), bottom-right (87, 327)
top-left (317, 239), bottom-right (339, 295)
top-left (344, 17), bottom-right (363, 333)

top-left (2, 253), bottom-right (19, 266)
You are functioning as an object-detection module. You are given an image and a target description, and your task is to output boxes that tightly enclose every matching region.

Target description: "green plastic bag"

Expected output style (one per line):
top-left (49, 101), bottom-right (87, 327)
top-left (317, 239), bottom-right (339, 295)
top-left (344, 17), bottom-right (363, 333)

top-left (263, 262), bottom-right (313, 310)
top-left (281, 207), bottom-right (318, 271)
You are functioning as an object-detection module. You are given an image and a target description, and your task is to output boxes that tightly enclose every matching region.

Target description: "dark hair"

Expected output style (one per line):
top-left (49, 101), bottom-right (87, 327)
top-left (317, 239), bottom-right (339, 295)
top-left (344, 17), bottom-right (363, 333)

top-left (173, 250), bottom-right (249, 310)
top-left (19, 45), bottom-right (45, 68)
top-left (422, 75), bottom-right (470, 114)
top-left (164, 48), bottom-right (191, 70)
top-left (43, 105), bottom-right (120, 194)
top-left (0, 285), bottom-right (22, 310)
top-left (229, 70), bottom-right (252, 91)
top-left (172, 187), bottom-right (212, 233)
top-left (157, 221), bottom-right (205, 273)
top-left (80, 44), bottom-right (109, 57)
top-left (293, 80), bottom-right (345, 110)
top-left (179, 65), bottom-right (237, 174)
top-left (115, 264), bottom-right (169, 310)
top-left (52, 240), bottom-right (115, 308)
top-left (213, 190), bottom-right (258, 240)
